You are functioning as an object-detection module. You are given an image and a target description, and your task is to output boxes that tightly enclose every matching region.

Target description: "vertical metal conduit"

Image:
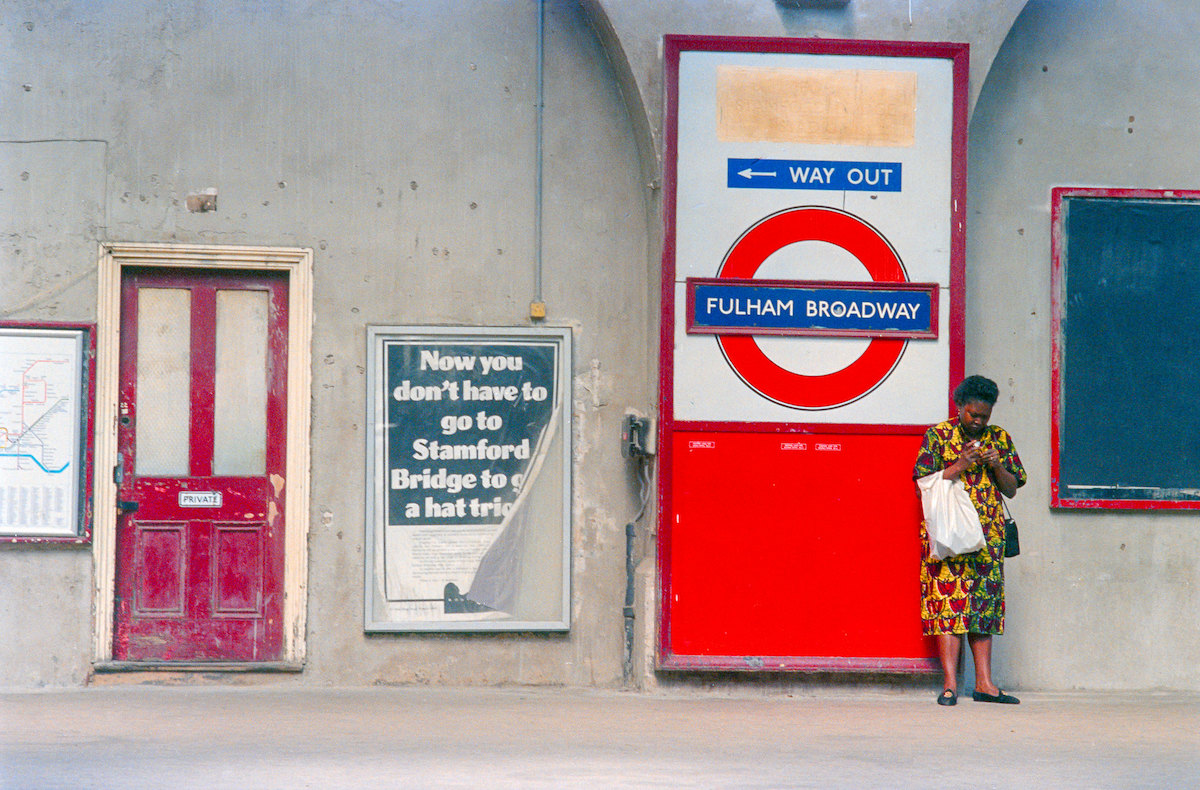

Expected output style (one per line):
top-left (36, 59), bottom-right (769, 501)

top-left (533, 0), bottom-right (545, 307)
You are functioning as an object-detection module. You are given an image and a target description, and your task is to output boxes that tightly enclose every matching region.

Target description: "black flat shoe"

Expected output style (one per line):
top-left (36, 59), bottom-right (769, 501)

top-left (937, 689), bottom-right (957, 706)
top-left (972, 690), bottom-right (1020, 704)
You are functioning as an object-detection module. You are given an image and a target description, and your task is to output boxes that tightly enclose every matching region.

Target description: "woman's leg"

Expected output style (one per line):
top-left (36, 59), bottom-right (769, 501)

top-left (937, 633), bottom-right (961, 692)
top-left (967, 633), bottom-right (999, 695)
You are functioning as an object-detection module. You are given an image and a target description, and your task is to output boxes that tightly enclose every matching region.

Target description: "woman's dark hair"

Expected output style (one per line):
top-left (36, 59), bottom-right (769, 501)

top-left (953, 375), bottom-right (999, 407)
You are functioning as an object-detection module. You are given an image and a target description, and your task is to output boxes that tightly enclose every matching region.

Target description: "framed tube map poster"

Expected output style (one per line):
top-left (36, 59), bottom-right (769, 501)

top-left (365, 326), bottom-right (572, 632)
top-left (0, 323), bottom-right (95, 543)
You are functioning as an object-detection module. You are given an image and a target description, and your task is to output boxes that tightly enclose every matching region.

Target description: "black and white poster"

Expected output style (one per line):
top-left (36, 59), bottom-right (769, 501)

top-left (365, 327), bottom-right (571, 631)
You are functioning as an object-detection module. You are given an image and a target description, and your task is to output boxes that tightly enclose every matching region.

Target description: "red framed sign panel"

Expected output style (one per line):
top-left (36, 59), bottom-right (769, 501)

top-left (658, 36), bottom-right (968, 672)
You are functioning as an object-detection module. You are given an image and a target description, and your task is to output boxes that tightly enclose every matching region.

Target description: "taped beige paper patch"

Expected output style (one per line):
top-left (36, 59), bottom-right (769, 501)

top-left (716, 66), bottom-right (916, 147)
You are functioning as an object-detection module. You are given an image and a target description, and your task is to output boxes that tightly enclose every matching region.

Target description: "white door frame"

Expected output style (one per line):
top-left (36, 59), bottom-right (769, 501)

top-left (93, 243), bottom-right (313, 665)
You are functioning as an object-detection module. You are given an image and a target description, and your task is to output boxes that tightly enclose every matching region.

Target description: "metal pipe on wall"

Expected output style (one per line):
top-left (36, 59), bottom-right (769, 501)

top-left (531, 0), bottom-right (547, 320)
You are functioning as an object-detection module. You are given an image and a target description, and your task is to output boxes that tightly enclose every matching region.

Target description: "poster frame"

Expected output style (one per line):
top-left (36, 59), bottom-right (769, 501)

top-left (364, 325), bottom-right (573, 633)
top-left (0, 321), bottom-right (96, 544)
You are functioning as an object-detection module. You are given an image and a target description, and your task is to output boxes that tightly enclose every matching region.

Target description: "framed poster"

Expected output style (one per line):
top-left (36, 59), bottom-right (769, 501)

top-left (0, 323), bottom-right (95, 543)
top-left (365, 326), bottom-right (572, 631)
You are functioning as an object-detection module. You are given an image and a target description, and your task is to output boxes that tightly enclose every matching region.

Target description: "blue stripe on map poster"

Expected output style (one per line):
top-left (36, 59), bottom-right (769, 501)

top-left (727, 159), bottom-right (902, 192)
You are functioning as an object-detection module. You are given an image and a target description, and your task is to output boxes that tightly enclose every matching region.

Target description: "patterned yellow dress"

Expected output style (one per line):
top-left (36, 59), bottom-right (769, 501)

top-left (913, 420), bottom-right (1027, 636)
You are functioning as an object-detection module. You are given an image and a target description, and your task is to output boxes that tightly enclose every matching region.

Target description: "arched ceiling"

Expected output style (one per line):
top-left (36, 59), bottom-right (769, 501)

top-left (581, 0), bottom-right (1029, 175)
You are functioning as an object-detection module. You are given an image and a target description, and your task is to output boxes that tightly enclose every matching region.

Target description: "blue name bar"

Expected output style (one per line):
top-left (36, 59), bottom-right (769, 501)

top-left (687, 279), bottom-right (936, 338)
top-left (727, 159), bottom-right (902, 192)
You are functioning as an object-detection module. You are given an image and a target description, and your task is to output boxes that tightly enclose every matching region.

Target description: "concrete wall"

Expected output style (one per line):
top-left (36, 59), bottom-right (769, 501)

top-left (4, 0), bottom-right (1197, 692)
top-left (1, 0), bottom-right (652, 688)
top-left (968, 0), bottom-right (1200, 691)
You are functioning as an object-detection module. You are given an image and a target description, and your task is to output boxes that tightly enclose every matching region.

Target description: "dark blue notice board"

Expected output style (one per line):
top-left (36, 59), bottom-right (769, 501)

top-left (1054, 191), bottom-right (1200, 507)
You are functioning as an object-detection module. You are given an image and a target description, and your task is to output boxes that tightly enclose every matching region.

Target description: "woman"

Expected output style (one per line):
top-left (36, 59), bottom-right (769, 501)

top-left (914, 375), bottom-right (1027, 706)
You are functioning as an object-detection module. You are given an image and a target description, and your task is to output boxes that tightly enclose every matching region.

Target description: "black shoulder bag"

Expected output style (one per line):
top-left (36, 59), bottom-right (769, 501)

top-left (1001, 498), bottom-right (1020, 558)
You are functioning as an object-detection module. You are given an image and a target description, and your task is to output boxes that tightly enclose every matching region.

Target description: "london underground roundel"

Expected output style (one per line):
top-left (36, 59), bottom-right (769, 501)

top-left (716, 206), bottom-right (908, 410)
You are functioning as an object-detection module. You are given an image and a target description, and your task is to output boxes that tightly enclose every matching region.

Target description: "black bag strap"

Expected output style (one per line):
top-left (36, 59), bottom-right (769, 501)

top-left (1000, 496), bottom-right (1014, 520)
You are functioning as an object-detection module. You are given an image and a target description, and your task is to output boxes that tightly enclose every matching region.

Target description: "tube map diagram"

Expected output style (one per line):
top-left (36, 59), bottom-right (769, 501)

top-left (0, 330), bottom-right (83, 536)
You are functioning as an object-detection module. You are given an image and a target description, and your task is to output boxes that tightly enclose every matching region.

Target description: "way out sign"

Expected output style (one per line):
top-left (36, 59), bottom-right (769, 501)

top-left (727, 158), bottom-right (903, 192)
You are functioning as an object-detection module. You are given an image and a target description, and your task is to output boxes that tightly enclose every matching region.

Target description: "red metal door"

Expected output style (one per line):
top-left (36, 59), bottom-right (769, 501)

top-left (114, 267), bottom-right (288, 662)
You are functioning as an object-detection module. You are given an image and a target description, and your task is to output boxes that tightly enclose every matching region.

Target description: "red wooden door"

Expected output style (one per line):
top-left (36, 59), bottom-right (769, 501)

top-left (114, 267), bottom-right (288, 662)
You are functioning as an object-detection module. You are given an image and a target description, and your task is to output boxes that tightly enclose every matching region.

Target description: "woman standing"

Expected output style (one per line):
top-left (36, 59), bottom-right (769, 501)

top-left (914, 375), bottom-right (1027, 706)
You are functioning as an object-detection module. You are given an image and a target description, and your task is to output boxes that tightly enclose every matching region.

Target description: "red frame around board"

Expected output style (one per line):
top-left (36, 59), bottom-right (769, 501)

top-left (657, 36), bottom-right (968, 673)
top-left (1050, 186), bottom-right (1200, 510)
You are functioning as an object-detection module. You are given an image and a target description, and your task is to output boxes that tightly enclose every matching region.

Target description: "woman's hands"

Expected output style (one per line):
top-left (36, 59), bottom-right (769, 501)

top-left (976, 443), bottom-right (1002, 468)
top-left (943, 442), bottom-right (994, 473)
top-left (944, 440), bottom-right (982, 478)
top-left (944, 440), bottom-right (1017, 497)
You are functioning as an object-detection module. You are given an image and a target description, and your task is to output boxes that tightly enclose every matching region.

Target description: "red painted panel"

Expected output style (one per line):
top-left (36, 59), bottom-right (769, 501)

top-left (664, 430), bottom-right (934, 664)
top-left (134, 525), bottom-right (184, 615)
top-left (213, 525), bottom-right (263, 614)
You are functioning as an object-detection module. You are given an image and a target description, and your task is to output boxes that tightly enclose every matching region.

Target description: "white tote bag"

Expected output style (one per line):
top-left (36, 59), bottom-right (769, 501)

top-left (917, 471), bottom-right (986, 560)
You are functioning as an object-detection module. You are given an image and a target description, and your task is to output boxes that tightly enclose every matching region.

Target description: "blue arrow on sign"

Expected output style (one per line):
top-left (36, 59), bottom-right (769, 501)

top-left (727, 158), bottom-right (902, 192)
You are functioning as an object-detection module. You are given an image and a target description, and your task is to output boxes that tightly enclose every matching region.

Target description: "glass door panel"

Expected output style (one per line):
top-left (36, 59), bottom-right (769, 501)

top-left (213, 289), bottom-right (268, 476)
top-left (135, 288), bottom-right (191, 477)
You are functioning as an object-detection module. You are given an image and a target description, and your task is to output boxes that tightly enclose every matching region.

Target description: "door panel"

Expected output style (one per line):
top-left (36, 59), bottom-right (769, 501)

top-left (213, 289), bottom-right (268, 475)
top-left (133, 287), bottom-right (191, 476)
top-left (134, 524), bottom-right (186, 615)
top-left (114, 267), bottom-right (288, 662)
top-left (213, 523), bottom-right (264, 614)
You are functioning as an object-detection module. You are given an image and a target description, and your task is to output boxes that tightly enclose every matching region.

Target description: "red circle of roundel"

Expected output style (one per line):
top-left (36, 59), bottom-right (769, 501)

top-left (716, 206), bottom-right (908, 410)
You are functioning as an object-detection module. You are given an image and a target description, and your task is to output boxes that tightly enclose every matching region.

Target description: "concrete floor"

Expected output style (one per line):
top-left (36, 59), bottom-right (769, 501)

top-left (1, 684), bottom-right (1197, 789)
